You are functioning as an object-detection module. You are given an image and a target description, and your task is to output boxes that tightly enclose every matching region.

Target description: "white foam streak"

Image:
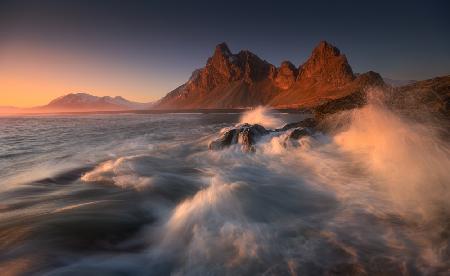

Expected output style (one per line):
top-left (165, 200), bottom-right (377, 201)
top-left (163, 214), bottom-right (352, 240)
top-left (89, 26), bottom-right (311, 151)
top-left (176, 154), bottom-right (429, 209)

top-left (158, 177), bottom-right (265, 268)
top-left (81, 157), bottom-right (153, 190)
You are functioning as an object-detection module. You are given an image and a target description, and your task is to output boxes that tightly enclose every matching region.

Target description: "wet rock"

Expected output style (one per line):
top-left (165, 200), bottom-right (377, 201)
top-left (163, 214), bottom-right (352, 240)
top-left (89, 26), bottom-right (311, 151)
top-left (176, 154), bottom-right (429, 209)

top-left (208, 128), bottom-right (238, 150)
top-left (209, 118), bottom-right (318, 152)
top-left (288, 127), bottom-right (311, 140)
top-left (313, 91), bottom-right (366, 121)
top-left (276, 117), bottom-right (317, 131)
top-left (209, 123), bottom-right (269, 152)
top-left (278, 127), bottom-right (314, 148)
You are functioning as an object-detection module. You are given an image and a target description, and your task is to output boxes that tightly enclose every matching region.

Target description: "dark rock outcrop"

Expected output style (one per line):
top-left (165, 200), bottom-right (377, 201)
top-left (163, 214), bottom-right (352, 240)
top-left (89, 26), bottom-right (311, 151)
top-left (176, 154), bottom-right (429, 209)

top-left (313, 91), bottom-right (366, 120)
top-left (276, 117), bottom-right (317, 131)
top-left (209, 123), bottom-right (269, 152)
top-left (209, 118), bottom-right (318, 152)
top-left (288, 127), bottom-right (312, 140)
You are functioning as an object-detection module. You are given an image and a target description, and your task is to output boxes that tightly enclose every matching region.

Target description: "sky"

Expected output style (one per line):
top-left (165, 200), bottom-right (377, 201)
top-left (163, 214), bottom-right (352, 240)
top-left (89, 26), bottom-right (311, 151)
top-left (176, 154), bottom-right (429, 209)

top-left (0, 0), bottom-right (449, 107)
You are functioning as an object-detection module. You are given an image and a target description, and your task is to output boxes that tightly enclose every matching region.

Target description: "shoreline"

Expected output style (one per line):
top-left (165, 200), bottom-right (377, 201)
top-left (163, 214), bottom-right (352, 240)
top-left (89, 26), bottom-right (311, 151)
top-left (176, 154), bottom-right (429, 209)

top-left (0, 108), bottom-right (310, 116)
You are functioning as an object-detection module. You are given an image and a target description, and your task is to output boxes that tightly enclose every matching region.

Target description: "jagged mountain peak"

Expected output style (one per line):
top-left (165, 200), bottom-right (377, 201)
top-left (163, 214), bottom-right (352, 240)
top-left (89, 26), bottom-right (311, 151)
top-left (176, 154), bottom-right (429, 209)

top-left (156, 41), bottom-right (384, 109)
top-left (274, 60), bottom-right (299, 90)
top-left (280, 60), bottom-right (296, 69)
top-left (214, 42), bottom-right (232, 56)
top-left (312, 41), bottom-right (342, 58)
top-left (297, 41), bottom-right (354, 86)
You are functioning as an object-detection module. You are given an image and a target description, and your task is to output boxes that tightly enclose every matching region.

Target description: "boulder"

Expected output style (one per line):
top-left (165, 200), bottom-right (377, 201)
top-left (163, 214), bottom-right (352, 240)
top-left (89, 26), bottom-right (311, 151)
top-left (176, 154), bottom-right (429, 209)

top-left (209, 123), bottom-right (269, 152)
top-left (209, 118), bottom-right (320, 152)
top-left (288, 127), bottom-right (311, 140)
top-left (276, 117), bottom-right (317, 131)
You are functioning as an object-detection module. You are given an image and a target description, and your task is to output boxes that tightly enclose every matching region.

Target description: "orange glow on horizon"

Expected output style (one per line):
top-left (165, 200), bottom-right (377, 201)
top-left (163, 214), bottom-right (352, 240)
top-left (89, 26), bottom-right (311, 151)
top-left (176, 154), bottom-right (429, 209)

top-left (0, 42), bottom-right (170, 108)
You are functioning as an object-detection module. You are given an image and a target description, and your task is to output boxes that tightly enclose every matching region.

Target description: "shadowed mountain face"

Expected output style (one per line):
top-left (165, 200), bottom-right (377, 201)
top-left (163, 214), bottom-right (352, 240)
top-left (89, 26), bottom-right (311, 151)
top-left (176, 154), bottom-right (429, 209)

top-left (156, 41), bottom-right (385, 109)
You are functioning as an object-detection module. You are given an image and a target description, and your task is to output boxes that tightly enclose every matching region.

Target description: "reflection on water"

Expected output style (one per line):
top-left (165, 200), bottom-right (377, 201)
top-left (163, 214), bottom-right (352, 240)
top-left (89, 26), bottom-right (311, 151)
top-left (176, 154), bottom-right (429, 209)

top-left (0, 108), bottom-right (448, 275)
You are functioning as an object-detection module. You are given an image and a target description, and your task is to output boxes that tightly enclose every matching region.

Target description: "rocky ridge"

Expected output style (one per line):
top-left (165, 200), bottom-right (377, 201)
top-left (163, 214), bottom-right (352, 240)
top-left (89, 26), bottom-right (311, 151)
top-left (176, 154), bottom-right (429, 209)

top-left (156, 41), bottom-right (384, 109)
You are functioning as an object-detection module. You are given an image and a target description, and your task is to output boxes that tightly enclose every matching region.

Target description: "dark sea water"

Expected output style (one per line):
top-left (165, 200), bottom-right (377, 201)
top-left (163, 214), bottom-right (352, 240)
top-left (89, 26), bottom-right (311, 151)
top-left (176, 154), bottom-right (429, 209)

top-left (0, 106), bottom-right (449, 275)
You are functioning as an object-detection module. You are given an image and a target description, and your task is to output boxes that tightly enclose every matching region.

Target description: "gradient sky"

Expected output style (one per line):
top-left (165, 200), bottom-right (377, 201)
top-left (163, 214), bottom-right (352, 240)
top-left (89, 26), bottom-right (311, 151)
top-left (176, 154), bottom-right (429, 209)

top-left (0, 0), bottom-right (449, 107)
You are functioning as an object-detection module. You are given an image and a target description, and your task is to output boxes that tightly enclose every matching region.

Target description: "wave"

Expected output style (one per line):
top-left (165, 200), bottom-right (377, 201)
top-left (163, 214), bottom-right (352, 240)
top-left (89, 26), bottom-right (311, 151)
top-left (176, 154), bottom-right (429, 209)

top-left (334, 99), bottom-right (450, 219)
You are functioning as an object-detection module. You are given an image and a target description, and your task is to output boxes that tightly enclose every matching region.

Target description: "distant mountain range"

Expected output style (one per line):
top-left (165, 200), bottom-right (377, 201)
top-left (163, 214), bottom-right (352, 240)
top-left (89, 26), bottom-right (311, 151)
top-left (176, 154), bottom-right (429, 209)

top-left (43, 93), bottom-right (153, 111)
top-left (156, 41), bottom-right (385, 109)
top-left (0, 93), bottom-right (153, 114)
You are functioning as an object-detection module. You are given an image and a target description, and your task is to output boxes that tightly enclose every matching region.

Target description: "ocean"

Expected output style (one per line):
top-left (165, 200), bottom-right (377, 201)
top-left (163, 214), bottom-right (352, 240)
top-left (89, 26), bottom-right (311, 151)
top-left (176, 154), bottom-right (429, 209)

top-left (0, 106), bottom-right (449, 275)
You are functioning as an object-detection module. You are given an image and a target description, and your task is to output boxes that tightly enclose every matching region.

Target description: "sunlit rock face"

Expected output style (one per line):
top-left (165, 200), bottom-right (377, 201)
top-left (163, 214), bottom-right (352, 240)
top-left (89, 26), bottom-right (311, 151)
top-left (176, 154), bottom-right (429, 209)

top-left (269, 42), bottom-right (384, 108)
top-left (274, 61), bottom-right (298, 90)
top-left (156, 41), bottom-right (385, 110)
top-left (295, 41), bottom-right (355, 86)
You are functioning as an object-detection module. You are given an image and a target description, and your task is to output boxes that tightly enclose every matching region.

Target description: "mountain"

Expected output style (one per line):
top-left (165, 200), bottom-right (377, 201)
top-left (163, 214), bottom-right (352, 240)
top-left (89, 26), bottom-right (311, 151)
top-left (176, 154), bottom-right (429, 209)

top-left (156, 41), bottom-right (385, 109)
top-left (39, 93), bottom-right (153, 112)
top-left (0, 93), bottom-right (153, 114)
top-left (270, 42), bottom-right (385, 108)
top-left (156, 43), bottom-right (279, 109)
